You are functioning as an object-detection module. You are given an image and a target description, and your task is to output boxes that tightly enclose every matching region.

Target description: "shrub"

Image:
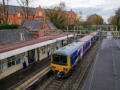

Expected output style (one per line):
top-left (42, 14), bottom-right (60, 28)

top-left (0, 24), bottom-right (20, 30)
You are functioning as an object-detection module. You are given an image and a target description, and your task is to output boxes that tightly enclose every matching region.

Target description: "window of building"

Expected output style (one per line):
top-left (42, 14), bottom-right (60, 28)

top-left (17, 13), bottom-right (20, 17)
top-left (39, 11), bottom-right (42, 16)
top-left (2, 63), bottom-right (8, 70)
top-left (42, 47), bottom-right (45, 54)
top-left (9, 18), bottom-right (12, 24)
top-left (2, 56), bottom-right (21, 70)
top-left (18, 18), bottom-right (21, 25)
top-left (40, 49), bottom-right (43, 55)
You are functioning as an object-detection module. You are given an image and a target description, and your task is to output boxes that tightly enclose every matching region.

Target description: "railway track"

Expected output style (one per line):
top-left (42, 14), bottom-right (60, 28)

top-left (43, 78), bottom-right (65, 90)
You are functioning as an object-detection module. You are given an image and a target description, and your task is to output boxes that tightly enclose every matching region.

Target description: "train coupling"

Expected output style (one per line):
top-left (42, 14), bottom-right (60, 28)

top-left (56, 71), bottom-right (64, 78)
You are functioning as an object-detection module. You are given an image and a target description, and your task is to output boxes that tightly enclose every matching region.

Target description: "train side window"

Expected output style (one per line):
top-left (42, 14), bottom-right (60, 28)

top-left (70, 57), bottom-right (73, 65)
top-left (74, 55), bottom-right (78, 60)
top-left (78, 50), bottom-right (81, 55)
top-left (83, 44), bottom-right (86, 51)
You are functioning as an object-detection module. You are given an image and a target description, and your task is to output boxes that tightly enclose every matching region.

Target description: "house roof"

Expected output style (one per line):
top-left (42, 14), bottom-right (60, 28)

top-left (22, 20), bottom-right (44, 31)
top-left (22, 20), bottom-right (57, 31)
top-left (54, 42), bottom-right (84, 56)
top-left (6, 5), bottom-right (37, 15)
top-left (0, 29), bottom-right (35, 45)
top-left (46, 20), bottom-right (57, 30)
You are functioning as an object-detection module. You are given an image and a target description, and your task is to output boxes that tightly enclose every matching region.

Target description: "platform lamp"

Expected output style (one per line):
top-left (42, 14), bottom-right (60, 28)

top-left (74, 26), bottom-right (76, 41)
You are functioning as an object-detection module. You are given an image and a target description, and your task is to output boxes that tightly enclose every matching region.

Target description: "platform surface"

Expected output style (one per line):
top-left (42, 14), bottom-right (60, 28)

top-left (0, 58), bottom-right (50, 90)
top-left (82, 39), bottom-right (120, 90)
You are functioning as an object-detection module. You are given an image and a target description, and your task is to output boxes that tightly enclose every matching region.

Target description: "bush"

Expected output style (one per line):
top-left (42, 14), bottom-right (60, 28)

top-left (0, 24), bottom-right (20, 30)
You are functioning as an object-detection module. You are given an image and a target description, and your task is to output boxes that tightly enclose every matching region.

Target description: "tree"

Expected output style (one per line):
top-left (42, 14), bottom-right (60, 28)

top-left (1, 0), bottom-right (9, 24)
top-left (16, 0), bottom-right (33, 19)
top-left (46, 2), bottom-right (67, 29)
top-left (75, 11), bottom-right (84, 25)
top-left (115, 8), bottom-right (120, 31)
top-left (0, 4), bottom-right (2, 24)
top-left (109, 8), bottom-right (120, 31)
top-left (86, 14), bottom-right (104, 25)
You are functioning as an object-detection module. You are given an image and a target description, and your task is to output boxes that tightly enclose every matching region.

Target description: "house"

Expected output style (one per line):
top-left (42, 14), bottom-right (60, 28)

top-left (64, 9), bottom-right (77, 25)
top-left (0, 5), bottom-right (46, 24)
top-left (67, 9), bottom-right (77, 25)
top-left (0, 5), bottom-right (77, 26)
top-left (22, 20), bottom-right (58, 37)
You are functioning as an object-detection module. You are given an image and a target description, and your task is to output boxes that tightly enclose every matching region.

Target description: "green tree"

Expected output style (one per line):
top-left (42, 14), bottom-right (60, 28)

top-left (110, 8), bottom-right (120, 31)
top-left (46, 2), bottom-right (67, 29)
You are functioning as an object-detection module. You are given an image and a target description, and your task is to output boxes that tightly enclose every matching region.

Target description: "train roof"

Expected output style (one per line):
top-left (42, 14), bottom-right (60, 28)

top-left (53, 42), bottom-right (84, 56)
top-left (53, 31), bottom-right (98, 56)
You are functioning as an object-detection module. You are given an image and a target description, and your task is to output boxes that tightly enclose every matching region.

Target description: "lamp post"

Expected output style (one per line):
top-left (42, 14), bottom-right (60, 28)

top-left (74, 26), bottom-right (76, 41)
top-left (67, 25), bottom-right (69, 44)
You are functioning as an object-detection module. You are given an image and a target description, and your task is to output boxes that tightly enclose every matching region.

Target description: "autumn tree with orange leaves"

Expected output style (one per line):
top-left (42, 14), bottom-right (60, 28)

top-left (86, 14), bottom-right (104, 25)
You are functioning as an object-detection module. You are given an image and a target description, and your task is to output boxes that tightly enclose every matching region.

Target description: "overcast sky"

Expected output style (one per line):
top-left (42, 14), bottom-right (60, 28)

top-left (0, 0), bottom-right (120, 23)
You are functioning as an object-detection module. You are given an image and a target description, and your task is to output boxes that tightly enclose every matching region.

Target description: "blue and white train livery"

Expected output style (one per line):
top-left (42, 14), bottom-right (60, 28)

top-left (51, 32), bottom-right (98, 78)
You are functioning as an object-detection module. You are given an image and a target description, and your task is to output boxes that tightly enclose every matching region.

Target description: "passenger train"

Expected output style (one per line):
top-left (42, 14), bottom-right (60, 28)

top-left (51, 32), bottom-right (98, 78)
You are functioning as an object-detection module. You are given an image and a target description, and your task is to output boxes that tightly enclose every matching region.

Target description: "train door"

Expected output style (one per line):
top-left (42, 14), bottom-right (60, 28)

top-left (28, 49), bottom-right (35, 64)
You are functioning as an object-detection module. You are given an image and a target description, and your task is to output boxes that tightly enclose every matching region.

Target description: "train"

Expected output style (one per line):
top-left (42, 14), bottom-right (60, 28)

top-left (51, 32), bottom-right (98, 78)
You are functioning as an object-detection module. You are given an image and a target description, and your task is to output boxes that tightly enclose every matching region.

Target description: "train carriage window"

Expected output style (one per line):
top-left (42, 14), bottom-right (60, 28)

top-left (78, 50), bottom-right (81, 55)
top-left (74, 55), bottom-right (78, 60)
top-left (83, 44), bottom-right (86, 51)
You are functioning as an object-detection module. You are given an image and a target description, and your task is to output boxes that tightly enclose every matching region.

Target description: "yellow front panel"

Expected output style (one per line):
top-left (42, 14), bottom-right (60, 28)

top-left (51, 55), bottom-right (71, 74)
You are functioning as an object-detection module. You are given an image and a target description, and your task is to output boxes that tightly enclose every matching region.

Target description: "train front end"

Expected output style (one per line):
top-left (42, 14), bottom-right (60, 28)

top-left (51, 54), bottom-right (71, 78)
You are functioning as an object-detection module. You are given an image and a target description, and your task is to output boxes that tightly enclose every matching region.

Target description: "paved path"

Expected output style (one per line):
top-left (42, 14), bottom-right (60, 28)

top-left (82, 39), bottom-right (120, 90)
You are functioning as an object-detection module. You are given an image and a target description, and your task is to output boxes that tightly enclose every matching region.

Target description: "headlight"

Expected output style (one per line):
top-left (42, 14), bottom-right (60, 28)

top-left (63, 68), bottom-right (68, 71)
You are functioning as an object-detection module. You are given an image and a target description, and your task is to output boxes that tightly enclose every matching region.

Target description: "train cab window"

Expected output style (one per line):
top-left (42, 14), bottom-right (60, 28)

top-left (53, 55), bottom-right (67, 66)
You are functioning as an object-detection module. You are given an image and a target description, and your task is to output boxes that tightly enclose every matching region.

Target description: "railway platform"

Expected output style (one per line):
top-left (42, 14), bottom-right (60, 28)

top-left (82, 38), bottom-right (120, 90)
top-left (0, 58), bottom-right (50, 90)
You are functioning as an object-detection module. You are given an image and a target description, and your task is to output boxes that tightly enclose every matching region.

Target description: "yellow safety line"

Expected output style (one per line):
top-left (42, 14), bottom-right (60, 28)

top-left (8, 66), bottom-right (50, 90)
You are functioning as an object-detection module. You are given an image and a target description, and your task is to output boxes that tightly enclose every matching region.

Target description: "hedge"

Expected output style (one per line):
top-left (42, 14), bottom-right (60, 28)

top-left (0, 24), bottom-right (20, 30)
